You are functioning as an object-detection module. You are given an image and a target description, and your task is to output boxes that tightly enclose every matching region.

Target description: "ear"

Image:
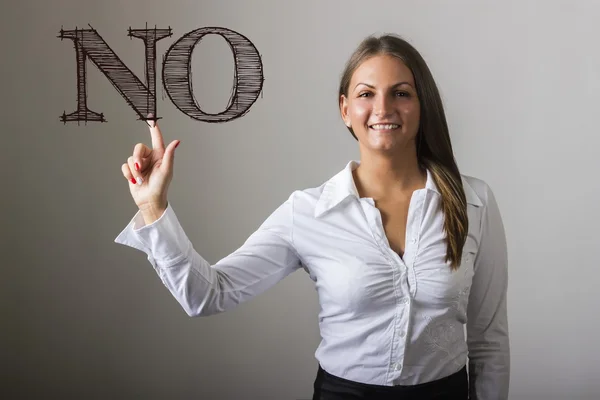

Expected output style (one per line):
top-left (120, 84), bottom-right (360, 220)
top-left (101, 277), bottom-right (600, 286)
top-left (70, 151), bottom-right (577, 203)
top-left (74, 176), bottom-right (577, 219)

top-left (339, 94), bottom-right (351, 127)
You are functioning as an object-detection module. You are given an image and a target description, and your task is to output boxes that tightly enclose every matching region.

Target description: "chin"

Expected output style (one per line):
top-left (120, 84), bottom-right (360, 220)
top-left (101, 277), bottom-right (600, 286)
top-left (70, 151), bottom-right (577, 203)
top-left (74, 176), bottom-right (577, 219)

top-left (363, 140), bottom-right (397, 153)
top-left (367, 132), bottom-right (400, 148)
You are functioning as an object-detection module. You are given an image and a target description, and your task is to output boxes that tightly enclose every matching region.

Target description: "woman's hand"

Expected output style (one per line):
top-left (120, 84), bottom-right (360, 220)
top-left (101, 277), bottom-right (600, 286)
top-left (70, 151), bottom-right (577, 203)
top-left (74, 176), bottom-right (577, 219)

top-left (121, 115), bottom-right (180, 224)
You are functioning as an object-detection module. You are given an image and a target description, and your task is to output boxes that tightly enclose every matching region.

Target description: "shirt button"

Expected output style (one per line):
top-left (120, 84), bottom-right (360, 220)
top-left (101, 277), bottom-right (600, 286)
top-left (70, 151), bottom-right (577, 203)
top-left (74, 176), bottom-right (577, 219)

top-left (394, 363), bottom-right (400, 371)
top-left (399, 331), bottom-right (406, 337)
top-left (411, 238), bottom-right (417, 244)
top-left (401, 298), bottom-right (408, 304)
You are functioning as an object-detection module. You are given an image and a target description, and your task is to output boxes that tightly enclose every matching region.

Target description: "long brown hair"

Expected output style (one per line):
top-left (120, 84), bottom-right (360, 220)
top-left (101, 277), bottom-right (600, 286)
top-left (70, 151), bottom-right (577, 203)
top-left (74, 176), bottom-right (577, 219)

top-left (338, 34), bottom-right (468, 271)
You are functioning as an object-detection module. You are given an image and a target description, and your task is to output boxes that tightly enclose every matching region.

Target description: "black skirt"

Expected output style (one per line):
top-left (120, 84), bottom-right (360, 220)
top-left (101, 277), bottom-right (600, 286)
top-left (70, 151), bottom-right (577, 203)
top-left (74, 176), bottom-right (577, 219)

top-left (312, 364), bottom-right (468, 400)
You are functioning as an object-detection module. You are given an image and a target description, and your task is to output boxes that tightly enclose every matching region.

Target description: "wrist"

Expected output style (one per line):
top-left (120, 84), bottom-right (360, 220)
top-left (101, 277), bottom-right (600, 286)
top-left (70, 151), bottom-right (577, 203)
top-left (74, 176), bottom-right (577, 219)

top-left (139, 201), bottom-right (167, 225)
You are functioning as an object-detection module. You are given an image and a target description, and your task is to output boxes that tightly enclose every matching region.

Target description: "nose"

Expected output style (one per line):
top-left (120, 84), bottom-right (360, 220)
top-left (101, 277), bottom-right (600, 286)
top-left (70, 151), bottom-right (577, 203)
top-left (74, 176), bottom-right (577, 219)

top-left (374, 94), bottom-right (394, 117)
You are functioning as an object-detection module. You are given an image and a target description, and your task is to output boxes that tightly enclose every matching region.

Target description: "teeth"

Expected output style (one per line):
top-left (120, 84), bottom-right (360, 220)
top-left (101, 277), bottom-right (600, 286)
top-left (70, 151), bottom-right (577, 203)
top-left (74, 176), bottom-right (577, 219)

top-left (371, 124), bottom-right (399, 130)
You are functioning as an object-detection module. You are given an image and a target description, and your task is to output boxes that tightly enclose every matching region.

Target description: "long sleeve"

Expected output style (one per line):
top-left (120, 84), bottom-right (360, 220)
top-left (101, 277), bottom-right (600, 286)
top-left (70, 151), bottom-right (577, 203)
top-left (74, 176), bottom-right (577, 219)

top-left (114, 194), bottom-right (302, 316)
top-left (466, 184), bottom-right (510, 400)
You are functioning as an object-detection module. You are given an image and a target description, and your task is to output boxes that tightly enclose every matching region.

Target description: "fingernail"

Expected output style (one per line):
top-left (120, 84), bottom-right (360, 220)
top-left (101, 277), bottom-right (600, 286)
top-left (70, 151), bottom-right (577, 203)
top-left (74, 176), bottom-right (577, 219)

top-left (175, 141), bottom-right (180, 148)
top-left (137, 177), bottom-right (144, 185)
top-left (135, 162), bottom-right (140, 171)
top-left (130, 178), bottom-right (136, 184)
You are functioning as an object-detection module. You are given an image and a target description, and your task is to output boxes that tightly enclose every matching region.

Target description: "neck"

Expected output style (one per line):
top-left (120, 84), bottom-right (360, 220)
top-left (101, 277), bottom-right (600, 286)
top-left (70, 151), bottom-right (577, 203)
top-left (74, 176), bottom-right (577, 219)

top-left (353, 146), bottom-right (426, 199)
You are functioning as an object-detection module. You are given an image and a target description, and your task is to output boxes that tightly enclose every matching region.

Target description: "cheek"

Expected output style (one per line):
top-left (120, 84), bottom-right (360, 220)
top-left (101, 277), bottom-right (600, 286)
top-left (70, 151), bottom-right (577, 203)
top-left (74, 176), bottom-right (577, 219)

top-left (349, 102), bottom-right (370, 122)
top-left (401, 102), bottom-right (420, 124)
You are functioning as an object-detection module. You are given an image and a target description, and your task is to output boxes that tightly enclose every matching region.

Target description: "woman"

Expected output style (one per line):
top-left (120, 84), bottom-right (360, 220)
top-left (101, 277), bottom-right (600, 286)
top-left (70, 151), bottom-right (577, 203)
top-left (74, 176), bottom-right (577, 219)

top-left (116, 34), bottom-right (510, 400)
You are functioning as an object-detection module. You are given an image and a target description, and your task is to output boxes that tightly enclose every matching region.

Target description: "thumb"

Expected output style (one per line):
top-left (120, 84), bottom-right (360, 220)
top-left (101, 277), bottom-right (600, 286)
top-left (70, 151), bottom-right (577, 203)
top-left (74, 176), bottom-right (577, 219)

top-left (162, 140), bottom-right (180, 172)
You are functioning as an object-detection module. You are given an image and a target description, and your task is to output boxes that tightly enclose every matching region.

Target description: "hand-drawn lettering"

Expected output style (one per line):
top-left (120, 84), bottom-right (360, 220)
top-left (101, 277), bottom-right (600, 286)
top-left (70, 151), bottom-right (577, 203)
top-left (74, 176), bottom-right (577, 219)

top-left (58, 25), bottom-right (264, 125)
top-left (58, 25), bottom-right (172, 123)
top-left (162, 27), bottom-right (264, 123)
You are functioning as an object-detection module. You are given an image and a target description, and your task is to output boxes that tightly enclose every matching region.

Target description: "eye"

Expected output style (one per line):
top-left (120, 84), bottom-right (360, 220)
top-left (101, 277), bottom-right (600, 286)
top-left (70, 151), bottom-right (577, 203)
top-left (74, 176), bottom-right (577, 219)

top-left (396, 91), bottom-right (410, 97)
top-left (358, 91), bottom-right (372, 98)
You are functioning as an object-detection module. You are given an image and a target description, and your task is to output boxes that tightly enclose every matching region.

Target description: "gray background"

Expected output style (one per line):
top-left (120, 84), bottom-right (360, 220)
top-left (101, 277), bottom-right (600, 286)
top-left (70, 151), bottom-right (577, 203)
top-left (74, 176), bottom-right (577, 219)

top-left (3, 0), bottom-right (600, 399)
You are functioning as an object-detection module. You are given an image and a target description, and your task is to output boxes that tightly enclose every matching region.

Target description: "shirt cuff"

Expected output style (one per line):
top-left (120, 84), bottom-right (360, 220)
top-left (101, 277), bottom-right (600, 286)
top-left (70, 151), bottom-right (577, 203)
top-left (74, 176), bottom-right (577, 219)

top-left (114, 203), bottom-right (192, 267)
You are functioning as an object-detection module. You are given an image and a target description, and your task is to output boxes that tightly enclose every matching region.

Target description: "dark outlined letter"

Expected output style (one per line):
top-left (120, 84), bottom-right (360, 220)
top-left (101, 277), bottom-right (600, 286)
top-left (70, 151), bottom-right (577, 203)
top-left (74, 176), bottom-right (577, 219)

top-left (162, 27), bottom-right (264, 123)
top-left (58, 25), bottom-right (172, 123)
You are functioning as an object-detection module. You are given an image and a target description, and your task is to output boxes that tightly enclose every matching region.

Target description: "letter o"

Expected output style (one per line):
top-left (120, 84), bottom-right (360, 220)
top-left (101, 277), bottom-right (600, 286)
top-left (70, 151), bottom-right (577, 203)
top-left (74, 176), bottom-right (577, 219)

top-left (162, 27), bottom-right (264, 123)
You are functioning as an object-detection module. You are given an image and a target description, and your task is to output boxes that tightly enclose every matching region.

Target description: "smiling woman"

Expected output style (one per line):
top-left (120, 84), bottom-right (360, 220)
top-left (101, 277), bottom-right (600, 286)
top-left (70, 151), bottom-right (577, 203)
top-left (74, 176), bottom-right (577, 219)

top-left (338, 35), bottom-right (469, 272)
top-left (115, 33), bottom-right (509, 400)
top-left (340, 55), bottom-right (421, 153)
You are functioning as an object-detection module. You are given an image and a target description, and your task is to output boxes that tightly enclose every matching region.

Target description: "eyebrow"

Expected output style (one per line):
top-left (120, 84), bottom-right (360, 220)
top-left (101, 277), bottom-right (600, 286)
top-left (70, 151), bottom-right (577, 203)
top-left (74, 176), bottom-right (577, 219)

top-left (354, 82), bottom-right (414, 90)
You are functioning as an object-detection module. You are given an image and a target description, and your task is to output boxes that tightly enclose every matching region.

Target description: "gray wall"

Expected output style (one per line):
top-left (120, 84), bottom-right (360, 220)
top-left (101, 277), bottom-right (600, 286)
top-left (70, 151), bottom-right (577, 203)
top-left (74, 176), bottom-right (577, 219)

top-left (4, 0), bottom-right (600, 399)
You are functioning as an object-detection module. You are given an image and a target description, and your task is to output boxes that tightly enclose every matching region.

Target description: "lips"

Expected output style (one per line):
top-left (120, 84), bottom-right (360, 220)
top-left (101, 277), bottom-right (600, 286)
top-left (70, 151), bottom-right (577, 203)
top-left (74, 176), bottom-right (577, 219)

top-left (369, 123), bottom-right (400, 130)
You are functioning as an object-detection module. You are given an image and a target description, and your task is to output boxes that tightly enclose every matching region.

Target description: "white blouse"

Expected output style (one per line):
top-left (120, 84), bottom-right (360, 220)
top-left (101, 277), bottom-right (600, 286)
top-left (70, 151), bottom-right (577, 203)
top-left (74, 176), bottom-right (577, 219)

top-left (115, 160), bottom-right (510, 399)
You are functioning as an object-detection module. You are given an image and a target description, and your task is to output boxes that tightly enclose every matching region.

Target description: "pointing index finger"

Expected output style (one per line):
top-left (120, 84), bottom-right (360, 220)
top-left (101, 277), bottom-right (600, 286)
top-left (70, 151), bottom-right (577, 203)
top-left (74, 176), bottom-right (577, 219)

top-left (147, 114), bottom-right (165, 150)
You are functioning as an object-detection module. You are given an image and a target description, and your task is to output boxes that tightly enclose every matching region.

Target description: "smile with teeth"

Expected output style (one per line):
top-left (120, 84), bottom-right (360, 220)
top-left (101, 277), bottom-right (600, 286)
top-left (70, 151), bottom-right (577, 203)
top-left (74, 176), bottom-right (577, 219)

top-left (369, 123), bottom-right (400, 130)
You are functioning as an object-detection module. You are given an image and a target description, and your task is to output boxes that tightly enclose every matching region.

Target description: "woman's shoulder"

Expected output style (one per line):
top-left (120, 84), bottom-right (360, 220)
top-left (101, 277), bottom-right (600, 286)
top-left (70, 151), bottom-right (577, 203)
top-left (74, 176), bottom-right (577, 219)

top-left (287, 181), bottom-right (330, 216)
top-left (460, 173), bottom-right (497, 208)
top-left (287, 163), bottom-right (354, 217)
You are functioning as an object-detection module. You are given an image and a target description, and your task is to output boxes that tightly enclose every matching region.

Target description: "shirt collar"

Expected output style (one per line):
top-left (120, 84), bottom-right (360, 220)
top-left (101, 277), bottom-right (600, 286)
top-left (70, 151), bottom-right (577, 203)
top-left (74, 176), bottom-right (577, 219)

top-left (314, 160), bottom-right (482, 218)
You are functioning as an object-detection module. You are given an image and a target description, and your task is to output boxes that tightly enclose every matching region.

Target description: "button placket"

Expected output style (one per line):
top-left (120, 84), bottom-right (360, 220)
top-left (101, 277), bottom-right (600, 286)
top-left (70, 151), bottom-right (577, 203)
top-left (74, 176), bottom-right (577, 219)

top-left (396, 193), bottom-right (420, 367)
top-left (361, 200), bottom-right (401, 266)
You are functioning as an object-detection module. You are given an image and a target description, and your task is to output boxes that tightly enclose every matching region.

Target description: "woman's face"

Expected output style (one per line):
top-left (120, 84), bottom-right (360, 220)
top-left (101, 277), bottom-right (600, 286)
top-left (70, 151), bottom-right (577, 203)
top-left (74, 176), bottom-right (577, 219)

top-left (340, 54), bottom-right (421, 153)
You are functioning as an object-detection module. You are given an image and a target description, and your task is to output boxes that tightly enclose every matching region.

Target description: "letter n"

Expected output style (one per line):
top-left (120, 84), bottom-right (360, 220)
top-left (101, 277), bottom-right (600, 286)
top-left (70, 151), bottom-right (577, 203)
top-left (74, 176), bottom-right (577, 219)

top-left (58, 25), bottom-right (171, 123)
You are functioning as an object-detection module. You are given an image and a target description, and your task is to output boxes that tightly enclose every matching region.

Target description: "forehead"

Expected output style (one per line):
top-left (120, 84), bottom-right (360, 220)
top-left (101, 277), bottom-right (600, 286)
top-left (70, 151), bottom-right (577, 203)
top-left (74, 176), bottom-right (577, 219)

top-left (350, 54), bottom-right (415, 86)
